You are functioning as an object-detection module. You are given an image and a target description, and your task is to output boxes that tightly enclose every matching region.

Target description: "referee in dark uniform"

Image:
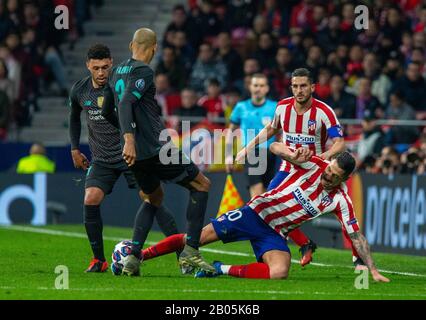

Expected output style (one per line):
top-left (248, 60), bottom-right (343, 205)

top-left (69, 44), bottom-right (179, 273)
top-left (102, 28), bottom-right (215, 276)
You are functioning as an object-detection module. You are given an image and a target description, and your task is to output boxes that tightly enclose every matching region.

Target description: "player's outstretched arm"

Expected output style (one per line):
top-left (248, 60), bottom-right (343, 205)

top-left (269, 142), bottom-right (312, 165)
top-left (349, 231), bottom-right (390, 282)
top-left (235, 122), bottom-right (279, 163)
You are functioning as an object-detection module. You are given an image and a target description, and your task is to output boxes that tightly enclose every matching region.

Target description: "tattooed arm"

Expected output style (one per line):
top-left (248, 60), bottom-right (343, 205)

top-left (349, 231), bottom-right (390, 282)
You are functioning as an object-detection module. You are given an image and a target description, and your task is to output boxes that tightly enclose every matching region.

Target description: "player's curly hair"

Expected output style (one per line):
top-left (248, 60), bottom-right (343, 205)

top-left (336, 151), bottom-right (356, 179)
top-left (87, 43), bottom-right (111, 61)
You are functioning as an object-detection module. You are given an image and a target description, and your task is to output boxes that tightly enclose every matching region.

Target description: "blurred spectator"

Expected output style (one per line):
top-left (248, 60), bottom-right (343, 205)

top-left (0, 58), bottom-right (14, 102)
top-left (172, 30), bottom-right (196, 72)
top-left (400, 31), bottom-right (414, 64)
top-left (223, 0), bottom-right (257, 30)
top-left (376, 146), bottom-right (401, 175)
top-left (191, 0), bottom-right (222, 40)
top-left (413, 5), bottom-right (426, 33)
top-left (346, 44), bottom-right (364, 83)
top-left (317, 14), bottom-right (343, 54)
top-left (314, 68), bottom-right (331, 100)
top-left (0, 86), bottom-right (9, 140)
top-left (215, 31), bottom-right (243, 86)
top-left (355, 52), bottom-right (392, 105)
top-left (326, 74), bottom-right (356, 119)
top-left (383, 51), bottom-right (405, 81)
top-left (253, 32), bottom-right (277, 70)
top-left (357, 109), bottom-right (386, 163)
top-left (235, 57), bottom-right (261, 98)
top-left (304, 45), bottom-right (324, 81)
top-left (164, 4), bottom-right (201, 49)
top-left (289, 0), bottom-right (314, 32)
top-left (400, 146), bottom-right (424, 174)
top-left (16, 142), bottom-right (56, 174)
top-left (382, 6), bottom-right (409, 52)
top-left (265, 46), bottom-right (293, 99)
top-left (154, 73), bottom-right (181, 117)
top-left (6, 0), bottom-right (23, 29)
top-left (390, 62), bottom-right (426, 111)
top-left (173, 88), bottom-right (207, 131)
top-left (326, 44), bottom-right (349, 75)
top-left (198, 78), bottom-right (225, 118)
top-left (260, 0), bottom-right (285, 37)
top-left (189, 42), bottom-right (228, 94)
top-left (155, 46), bottom-right (187, 91)
top-left (0, 44), bottom-right (20, 102)
top-left (355, 78), bottom-right (383, 119)
top-left (0, 0), bottom-right (15, 42)
top-left (339, 2), bottom-right (358, 45)
top-left (357, 19), bottom-right (381, 51)
top-left (245, 14), bottom-right (270, 55)
top-left (384, 90), bottom-right (419, 144)
top-left (223, 86), bottom-right (241, 125)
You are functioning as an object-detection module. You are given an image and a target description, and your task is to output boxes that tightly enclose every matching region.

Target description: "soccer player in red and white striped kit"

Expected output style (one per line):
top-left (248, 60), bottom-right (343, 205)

top-left (139, 146), bottom-right (389, 282)
top-left (235, 68), bottom-right (366, 269)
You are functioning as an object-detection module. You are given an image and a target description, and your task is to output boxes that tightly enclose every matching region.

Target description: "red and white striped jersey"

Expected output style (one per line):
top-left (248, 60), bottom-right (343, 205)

top-left (271, 97), bottom-right (343, 172)
top-left (247, 155), bottom-right (359, 237)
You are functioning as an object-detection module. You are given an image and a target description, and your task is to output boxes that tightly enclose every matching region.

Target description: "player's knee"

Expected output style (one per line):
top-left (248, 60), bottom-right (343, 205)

top-left (84, 188), bottom-right (104, 205)
top-left (147, 187), bottom-right (164, 207)
top-left (269, 266), bottom-right (289, 280)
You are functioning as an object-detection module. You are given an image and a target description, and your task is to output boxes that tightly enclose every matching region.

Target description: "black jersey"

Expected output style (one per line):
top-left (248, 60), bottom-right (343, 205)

top-left (69, 76), bottom-right (123, 164)
top-left (107, 58), bottom-right (166, 160)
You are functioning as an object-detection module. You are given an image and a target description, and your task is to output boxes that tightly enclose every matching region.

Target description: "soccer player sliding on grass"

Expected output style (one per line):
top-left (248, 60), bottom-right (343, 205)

top-left (142, 145), bottom-right (390, 282)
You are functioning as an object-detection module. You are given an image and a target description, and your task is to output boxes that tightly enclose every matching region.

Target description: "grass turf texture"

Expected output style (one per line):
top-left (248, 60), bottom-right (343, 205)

top-left (1, 224), bottom-right (426, 300)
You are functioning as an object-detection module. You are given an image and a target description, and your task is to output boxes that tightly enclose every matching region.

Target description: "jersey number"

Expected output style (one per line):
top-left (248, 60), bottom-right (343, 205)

top-left (225, 209), bottom-right (242, 221)
top-left (115, 79), bottom-right (125, 102)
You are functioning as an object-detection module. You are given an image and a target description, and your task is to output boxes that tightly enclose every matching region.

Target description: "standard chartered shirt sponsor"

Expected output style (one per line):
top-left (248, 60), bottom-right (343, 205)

top-left (88, 109), bottom-right (106, 121)
top-left (285, 133), bottom-right (316, 145)
top-left (292, 188), bottom-right (319, 217)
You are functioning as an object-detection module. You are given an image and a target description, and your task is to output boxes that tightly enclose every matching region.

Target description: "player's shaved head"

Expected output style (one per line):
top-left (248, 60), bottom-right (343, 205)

top-left (132, 28), bottom-right (157, 49)
top-left (130, 28), bottom-right (157, 63)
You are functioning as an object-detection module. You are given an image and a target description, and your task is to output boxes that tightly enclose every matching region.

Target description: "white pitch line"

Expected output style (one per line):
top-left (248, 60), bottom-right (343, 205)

top-left (2, 225), bottom-right (426, 278)
top-left (1, 286), bottom-right (426, 298)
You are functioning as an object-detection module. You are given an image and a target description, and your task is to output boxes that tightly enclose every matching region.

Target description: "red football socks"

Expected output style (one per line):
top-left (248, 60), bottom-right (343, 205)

top-left (142, 233), bottom-right (185, 261)
top-left (288, 228), bottom-right (310, 247)
top-left (228, 263), bottom-right (270, 279)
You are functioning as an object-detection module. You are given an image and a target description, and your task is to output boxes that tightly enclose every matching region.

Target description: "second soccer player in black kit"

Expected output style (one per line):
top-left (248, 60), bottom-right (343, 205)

top-left (69, 44), bottom-right (179, 273)
top-left (102, 28), bottom-right (215, 276)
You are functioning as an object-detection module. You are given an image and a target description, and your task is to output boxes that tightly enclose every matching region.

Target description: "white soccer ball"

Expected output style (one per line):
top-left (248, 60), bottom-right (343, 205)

top-left (111, 240), bottom-right (133, 275)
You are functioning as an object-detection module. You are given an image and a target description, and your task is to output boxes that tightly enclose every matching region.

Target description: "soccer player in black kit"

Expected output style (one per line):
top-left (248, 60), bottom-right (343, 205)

top-left (102, 28), bottom-right (215, 276)
top-left (69, 44), bottom-right (179, 273)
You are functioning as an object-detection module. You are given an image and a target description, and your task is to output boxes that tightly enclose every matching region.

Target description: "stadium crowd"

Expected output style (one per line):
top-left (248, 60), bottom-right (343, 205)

top-left (156, 0), bottom-right (426, 173)
top-left (0, 0), bottom-right (103, 139)
top-left (1, 0), bottom-right (425, 173)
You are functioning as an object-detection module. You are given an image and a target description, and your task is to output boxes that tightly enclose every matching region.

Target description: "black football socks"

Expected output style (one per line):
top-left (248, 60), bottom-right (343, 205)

top-left (131, 201), bottom-right (158, 258)
top-left (185, 190), bottom-right (209, 250)
top-left (84, 205), bottom-right (105, 261)
top-left (156, 205), bottom-right (179, 236)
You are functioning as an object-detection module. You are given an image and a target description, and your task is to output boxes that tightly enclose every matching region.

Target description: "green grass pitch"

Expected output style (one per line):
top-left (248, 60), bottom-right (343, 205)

top-left (1, 224), bottom-right (426, 300)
